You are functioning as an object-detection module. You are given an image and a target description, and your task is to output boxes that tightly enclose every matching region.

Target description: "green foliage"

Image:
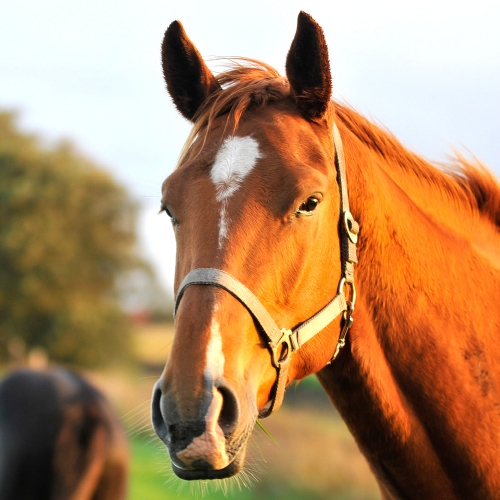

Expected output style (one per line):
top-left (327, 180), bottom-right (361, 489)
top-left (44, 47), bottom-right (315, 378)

top-left (0, 111), bottom-right (149, 365)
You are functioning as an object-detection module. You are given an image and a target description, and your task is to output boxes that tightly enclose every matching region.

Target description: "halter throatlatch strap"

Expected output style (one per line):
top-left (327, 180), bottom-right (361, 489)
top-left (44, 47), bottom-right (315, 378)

top-left (173, 123), bottom-right (358, 418)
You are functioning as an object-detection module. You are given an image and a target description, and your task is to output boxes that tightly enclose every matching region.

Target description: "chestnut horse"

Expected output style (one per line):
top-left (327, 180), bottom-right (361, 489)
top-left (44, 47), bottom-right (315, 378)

top-left (152, 11), bottom-right (500, 499)
top-left (0, 368), bottom-right (128, 500)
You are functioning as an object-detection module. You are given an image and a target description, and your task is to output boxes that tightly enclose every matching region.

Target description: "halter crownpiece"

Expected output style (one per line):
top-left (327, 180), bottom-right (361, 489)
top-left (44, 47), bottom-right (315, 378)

top-left (173, 123), bottom-right (358, 418)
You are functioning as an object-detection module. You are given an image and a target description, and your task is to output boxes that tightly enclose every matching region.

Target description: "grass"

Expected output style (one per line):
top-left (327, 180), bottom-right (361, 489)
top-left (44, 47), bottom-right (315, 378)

top-left (129, 434), bottom-right (174, 500)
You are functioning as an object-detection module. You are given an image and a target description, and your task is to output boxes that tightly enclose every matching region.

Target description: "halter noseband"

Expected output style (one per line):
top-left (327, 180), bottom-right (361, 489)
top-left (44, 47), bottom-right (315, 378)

top-left (173, 123), bottom-right (359, 418)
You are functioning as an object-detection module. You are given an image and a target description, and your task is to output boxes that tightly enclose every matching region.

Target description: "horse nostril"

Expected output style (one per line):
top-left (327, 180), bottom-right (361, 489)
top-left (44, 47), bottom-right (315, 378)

top-left (217, 383), bottom-right (240, 435)
top-left (151, 382), bottom-right (169, 443)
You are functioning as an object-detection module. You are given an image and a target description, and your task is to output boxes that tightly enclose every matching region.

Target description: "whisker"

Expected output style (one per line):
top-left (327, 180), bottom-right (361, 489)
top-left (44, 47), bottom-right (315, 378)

top-left (120, 399), bottom-right (151, 422)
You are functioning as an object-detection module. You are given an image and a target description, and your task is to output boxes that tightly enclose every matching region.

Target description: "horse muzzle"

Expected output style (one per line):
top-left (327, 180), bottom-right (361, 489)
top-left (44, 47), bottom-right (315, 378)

top-left (151, 377), bottom-right (253, 479)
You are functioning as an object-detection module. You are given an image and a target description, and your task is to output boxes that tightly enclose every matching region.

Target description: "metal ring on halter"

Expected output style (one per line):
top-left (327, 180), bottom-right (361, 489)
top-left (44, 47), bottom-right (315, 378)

top-left (338, 277), bottom-right (356, 311)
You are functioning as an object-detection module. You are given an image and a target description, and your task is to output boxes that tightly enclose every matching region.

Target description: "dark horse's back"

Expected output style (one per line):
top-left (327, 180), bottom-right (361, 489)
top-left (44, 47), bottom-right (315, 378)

top-left (0, 368), bottom-right (128, 500)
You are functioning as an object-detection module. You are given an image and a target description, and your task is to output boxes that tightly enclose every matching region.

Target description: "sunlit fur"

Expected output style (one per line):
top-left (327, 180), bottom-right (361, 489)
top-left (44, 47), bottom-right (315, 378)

top-left (156, 12), bottom-right (500, 498)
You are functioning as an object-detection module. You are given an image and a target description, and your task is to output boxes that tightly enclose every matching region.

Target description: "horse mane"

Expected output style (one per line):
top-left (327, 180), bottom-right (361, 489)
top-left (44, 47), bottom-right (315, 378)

top-left (181, 58), bottom-right (500, 230)
top-left (335, 105), bottom-right (500, 230)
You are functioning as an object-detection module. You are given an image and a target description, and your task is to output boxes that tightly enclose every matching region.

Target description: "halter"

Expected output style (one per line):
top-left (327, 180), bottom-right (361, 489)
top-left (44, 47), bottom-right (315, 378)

top-left (173, 123), bottom-right (359, 418)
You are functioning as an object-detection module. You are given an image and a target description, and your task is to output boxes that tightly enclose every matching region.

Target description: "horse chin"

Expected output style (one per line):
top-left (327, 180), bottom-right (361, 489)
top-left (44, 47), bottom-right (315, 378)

top-left (171, 450), bottom-right (245, 480)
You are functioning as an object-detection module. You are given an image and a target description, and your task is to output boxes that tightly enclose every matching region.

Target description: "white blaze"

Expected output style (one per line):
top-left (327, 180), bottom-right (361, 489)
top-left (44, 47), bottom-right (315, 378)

top-left (179, 136), bottom-right (262, 470)
top-left (210, 135), bottom-right (262, 248)
top-left (205, 314), bottom-right (225, 380)
top-left (176, 310), bottom-right (229, 469)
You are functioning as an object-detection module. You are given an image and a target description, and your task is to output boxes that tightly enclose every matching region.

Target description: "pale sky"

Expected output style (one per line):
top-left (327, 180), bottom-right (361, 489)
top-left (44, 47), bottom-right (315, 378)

top-left (2, 0), bottom-right (499, 292)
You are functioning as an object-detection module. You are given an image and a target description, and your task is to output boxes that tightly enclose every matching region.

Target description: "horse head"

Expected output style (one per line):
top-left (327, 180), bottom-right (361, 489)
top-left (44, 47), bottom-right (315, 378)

top-left (151, 12), bottom-right (354, 480)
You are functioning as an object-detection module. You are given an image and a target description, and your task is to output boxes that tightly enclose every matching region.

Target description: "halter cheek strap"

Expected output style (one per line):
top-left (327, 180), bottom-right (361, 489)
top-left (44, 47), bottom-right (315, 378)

top-left (173, 123), bottom-right (358, 418)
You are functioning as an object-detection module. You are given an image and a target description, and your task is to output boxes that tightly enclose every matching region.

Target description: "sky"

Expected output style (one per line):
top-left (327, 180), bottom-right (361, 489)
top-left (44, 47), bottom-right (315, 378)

top-left (2, 0), bottom-right (499, 294)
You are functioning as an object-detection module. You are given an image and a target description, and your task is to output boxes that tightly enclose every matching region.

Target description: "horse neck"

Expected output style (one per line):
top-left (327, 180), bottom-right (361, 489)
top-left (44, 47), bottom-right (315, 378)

top-left (343, 125), bottom-right (500, 332)
top-left (320, 121), bottom-right (500, 497)
top-left (337, 127), bottom-right (453, 385)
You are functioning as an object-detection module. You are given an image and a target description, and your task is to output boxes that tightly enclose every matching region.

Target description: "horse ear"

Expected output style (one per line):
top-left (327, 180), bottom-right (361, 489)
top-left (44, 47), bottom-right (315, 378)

top-left (286, 12), bottom-right (332, 119)
top-left (162, 21), bottom-right (221, 121)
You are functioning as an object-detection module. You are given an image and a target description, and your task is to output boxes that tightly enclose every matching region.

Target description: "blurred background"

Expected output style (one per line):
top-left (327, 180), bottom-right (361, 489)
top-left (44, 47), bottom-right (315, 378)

top-left (1, 0), bottom-right (499, 499)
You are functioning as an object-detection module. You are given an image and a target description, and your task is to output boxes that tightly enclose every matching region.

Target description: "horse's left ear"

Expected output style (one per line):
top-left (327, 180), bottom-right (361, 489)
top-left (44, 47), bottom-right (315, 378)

top-left (286, 12), bottom-right (332, 119)
top-left (162, 21), bottom-right (221, 121)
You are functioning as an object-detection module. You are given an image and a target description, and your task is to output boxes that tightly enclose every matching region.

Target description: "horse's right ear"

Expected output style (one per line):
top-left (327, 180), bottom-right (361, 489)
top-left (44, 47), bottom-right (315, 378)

top-left (162, 21), bottom-right (221, 121)
top-left (286, 12), bottom-right (332, 119)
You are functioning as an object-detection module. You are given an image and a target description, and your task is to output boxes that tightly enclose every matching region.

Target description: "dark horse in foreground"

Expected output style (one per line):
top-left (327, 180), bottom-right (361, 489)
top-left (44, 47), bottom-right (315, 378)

top-left (0, 368), bottom-right (128, 500)
top-left (151, 11), bottom-right (500, 499)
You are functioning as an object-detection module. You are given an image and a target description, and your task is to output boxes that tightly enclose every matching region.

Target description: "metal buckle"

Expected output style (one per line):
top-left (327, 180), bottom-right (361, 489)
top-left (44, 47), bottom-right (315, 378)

top-left (343, 210), bottom-right (359, 244)
top-left (270, 328), bottom-right (293, 368)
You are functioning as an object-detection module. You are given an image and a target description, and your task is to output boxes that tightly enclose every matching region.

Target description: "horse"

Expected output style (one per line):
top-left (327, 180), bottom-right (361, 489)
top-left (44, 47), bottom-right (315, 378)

top-left (0, 367), bottom-right (128, 500)
top-left (151, 11), bottom-right (500, 499)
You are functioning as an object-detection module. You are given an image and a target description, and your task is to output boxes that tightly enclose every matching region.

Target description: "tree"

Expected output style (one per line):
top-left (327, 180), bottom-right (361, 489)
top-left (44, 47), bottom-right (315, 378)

top-left (0, 111), bottom-right (153, 366)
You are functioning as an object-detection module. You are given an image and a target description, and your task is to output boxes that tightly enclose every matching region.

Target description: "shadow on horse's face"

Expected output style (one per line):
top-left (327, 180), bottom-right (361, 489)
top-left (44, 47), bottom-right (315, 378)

top-left (151, 13), bottom-right (345, 480)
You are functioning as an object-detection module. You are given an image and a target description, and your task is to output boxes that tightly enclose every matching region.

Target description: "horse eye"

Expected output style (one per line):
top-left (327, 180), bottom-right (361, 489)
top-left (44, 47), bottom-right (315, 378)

top-left (160, 203), bottom-right (171, 218)
top-left (298, 197), bottom-right (319, 215)
top-left (160, 203), bottom-right (178, 225)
